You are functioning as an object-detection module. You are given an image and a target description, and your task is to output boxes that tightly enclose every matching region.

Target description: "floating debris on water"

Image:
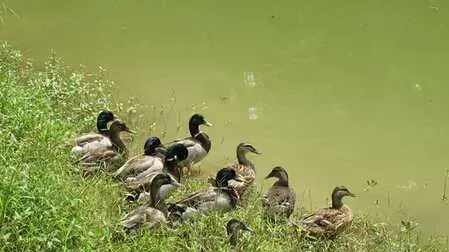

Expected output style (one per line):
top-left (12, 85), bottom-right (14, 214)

top-left (244, 71), bottom-right (257, 87)
top-left (363, 179), bottom-right (378, 192)
top-left (397, 180), bottom-right (417, 192)
top-left (219, 96), bottom-right (230, 102)
top-left (248, 107), bottom-right (258, 120)
top-left (412, 83), bottom-right (423, 92)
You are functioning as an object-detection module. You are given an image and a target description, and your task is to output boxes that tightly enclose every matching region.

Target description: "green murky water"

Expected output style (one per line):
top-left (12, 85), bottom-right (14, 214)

top-left (2, 0), bottom-right (449, 235)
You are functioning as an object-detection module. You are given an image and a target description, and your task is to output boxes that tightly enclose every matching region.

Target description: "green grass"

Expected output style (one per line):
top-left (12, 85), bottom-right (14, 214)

top-left (0, 42), bottom-right (447, 251)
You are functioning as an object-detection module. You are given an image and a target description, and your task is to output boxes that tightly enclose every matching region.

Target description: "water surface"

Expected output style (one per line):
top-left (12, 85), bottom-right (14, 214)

top-left (2, 0), bottom-right (449, 235)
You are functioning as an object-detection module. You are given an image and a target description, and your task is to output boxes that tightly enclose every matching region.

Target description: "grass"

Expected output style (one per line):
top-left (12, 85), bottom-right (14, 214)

top-left (0, 42), bottom-right (448, 251)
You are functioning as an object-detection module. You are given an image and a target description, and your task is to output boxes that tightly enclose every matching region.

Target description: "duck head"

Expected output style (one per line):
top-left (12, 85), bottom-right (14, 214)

top-left (164, 144), bottom-right (189, 181)
top-left (236, 143), bottom-right (261, 168)
top-left (226, 219), bottom-right (254, 246)
top-left (237, 143), bottom-right (262, 155)
top-left (265, 166), bottom-right (289, 187)
top-left (190, 113), bottom-right (213, 127)
top-left (165, 144), bottom-right (189, 163)
top-left (215, 167), bottom-right (245, 188)
top-left (189, 114), bottom-right (212, 136)
top-left (331, 186), bottom-right (355, 209)
top-left (143, 136), bottom-right (162, 155)
top-left (150, 173), bottom-right (182, 207)
top-left (97, 110), bottom-right (116, 134)
top-left (106, 119), bottom-right (135, 135)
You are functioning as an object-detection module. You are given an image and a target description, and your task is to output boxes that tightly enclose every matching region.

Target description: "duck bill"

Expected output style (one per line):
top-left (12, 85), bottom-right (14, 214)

top-left (171, 180), bottom-right (183, 187)
top-left (265, 171), bottom-right (275, 179)
top-left (349, 192), bottom-right (356, 197)
top-left (253, 149), bottom-right (262, 155)
top-left (204, 120), bottom-right (213, 127)
top-left (244, 225), bottom-right (254, 233)
top-left (154, 146), bottom-right (168, 155)
top-left (126, 129), bottom-right (136, 134)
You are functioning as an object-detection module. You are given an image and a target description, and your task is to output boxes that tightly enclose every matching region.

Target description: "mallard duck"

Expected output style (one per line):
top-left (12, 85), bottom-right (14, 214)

top-left (121, 173), bottom-right (182, 233)
top-left (298, 186), bottom-right (355, 239)
top-left (167, 168), bottom-right (244, 219)
top-left (164, 114), bottom-right (212, 173)
top-left (262, 166), bottom-right (296, 220)
top-left (125, 144), bottom-right (189, 202)
top-left (209, 143), bottom-right (261, 198)
top-left (71, 110), bottom-right (117, 156)
top-left (76, 119), bottom-right (135, 175)
top-left (227, 219), bottom-right (254, 246)
top-left (112, 136), bottom-right (164, 180)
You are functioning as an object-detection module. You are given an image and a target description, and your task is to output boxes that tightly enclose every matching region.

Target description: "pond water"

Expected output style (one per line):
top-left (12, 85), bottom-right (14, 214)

top-left (2, 0), bottom-right (449, 235)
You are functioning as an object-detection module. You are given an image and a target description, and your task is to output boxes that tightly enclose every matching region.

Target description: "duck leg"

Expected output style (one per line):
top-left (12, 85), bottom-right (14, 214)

top-left (185, 162), bottom-right (194, 176)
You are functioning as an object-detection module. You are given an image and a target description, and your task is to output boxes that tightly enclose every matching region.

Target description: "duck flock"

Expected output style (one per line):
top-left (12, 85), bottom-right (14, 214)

top-left (71, 110), bottom-right (356, 245)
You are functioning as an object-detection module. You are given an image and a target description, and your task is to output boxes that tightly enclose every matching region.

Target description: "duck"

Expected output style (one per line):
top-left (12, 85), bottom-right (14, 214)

top-left (164, 114), bottom-right (212, 174)
top-left (76, 119), bottom-right (135, 175)
top-left (298, 186), bottom-right (355, 239)
top-left (262, 166), bottom-right (296, 220)
top-left (208, 143), bottom-right (261, 198)
top-left (124, 144), bottom-right (189, 203)
top-left (167, 167), bottom-right (244, 219)
top-left (226, 219), bottom-right (254, 246)
top-left (112, 136), bottom-right (164, 180)
top-left (71, 110), bottom-right (117, 156)
top-left (121, 173), bottom-right (182, 233)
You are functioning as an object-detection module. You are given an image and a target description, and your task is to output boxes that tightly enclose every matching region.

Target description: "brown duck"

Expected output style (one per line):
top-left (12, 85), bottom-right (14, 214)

top-left (262, 166), bottom-right (296, 220)
top-left (298, 186), bottom-right (355, 239)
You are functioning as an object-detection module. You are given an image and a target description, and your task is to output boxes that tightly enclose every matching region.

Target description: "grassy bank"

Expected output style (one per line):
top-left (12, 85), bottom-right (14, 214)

top-left (0, 43), bottom-right (447, 251)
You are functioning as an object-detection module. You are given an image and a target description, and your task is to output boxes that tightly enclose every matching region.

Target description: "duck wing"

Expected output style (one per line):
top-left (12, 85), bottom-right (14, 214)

top-left (113, 155), bottom-right (163, 179)
top-left (122, 206), bottom-right (166, 231)
top-left (72, 134), bottom-right (112, 156)
top-left (165, 137), bottom-right (197, 148)
top-left (74, 132), bottom-right (104, 146)
top-left (125, 170), bottom-right (159, 191)
top-left (298, 206), bottom-right (353, 238)
top-left (175, 187), bottom-right (218, 208)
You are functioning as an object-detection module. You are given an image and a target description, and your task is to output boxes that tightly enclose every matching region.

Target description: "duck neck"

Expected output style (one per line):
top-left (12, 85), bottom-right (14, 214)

top-left (237, 150), bottom-right (254, 169)
top-left (150, 182), bottom-right (162, 209)
top-left (144, 148), bottom-right (156, 156)
top-left (228, 231), bottom-right (238, 246)
top-left (99, 129), bottom-right (109, 136)
top-left (167, 163), bottom-right (181, 183)
top-left (189, 121), bottom-right (200, 137)
top-left (109, 131), bottom-right (127, 155)
top-left (331, 194), bottom-right (343, 209)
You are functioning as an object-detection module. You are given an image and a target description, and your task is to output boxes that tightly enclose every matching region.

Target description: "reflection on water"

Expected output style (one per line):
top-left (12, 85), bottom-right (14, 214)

top-left (244, 71), bottom-right (257, 87)
top-left (1, 0), bottom-right (449, 235)
top-left (248, 107), bottom-right (258, 120)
